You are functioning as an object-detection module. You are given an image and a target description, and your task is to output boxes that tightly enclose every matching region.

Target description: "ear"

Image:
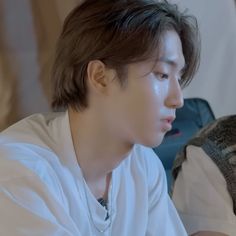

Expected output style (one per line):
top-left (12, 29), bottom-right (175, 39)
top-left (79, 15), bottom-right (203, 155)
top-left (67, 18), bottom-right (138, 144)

top-left (87, 60), bottom-right (115, 94)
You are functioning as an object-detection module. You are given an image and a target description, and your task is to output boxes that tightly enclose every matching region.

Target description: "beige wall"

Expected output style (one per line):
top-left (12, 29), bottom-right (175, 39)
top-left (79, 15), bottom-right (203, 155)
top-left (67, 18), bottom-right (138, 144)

top-left (179, 0), bottom-right (236, 118)
top-left (0, 0), bottom-right (81, 130)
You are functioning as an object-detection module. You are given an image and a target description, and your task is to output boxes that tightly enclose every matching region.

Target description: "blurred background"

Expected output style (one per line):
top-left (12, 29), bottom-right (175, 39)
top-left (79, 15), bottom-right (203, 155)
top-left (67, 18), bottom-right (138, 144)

top-left (0, 0), bottom-right (236, 131)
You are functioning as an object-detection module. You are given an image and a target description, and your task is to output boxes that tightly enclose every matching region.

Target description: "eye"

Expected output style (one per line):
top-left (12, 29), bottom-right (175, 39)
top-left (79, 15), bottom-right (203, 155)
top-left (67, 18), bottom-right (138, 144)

top-left (154, 72), bottom-right (169, 81)
top-left (160, 73), bottom-right (169, 80)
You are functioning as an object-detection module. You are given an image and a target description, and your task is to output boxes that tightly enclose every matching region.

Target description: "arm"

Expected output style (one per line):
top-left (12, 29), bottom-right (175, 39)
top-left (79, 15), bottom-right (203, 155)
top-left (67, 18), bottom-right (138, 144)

top-left (172, 146), bottom-right (235, 236)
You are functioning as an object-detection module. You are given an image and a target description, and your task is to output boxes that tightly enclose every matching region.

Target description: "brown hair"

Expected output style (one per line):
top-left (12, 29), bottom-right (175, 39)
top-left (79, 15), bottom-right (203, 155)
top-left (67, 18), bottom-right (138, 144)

top-left (51, 0), bottom-right (200, 111)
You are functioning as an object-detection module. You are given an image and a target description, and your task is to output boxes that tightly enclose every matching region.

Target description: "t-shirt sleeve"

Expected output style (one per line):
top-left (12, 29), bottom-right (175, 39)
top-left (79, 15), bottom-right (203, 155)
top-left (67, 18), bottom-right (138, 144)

top-left (141, 146), bottom-right (187, 236)
top-left (172, 145), bottom-right (236, 236)
top-left (0, 148), bottom-right (81, 236)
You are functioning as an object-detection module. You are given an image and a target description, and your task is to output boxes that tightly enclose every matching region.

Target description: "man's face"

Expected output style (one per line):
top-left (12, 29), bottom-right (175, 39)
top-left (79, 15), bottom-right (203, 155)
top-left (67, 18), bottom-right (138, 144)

top-left (105, 30), bottom-right (185, 147)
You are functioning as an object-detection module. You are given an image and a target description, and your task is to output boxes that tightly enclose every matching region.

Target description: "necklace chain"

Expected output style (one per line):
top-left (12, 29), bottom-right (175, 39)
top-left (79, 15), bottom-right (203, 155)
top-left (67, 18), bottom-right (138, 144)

top-left (82, 176), bottom-right (113, 233)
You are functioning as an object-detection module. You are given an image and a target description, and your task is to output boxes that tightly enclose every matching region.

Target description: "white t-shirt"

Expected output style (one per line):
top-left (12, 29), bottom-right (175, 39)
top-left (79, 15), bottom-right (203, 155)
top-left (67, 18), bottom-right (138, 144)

top-left (0, 112), bottom-right (187, 236)
top-left (172, 145), bottom-right (236, 236)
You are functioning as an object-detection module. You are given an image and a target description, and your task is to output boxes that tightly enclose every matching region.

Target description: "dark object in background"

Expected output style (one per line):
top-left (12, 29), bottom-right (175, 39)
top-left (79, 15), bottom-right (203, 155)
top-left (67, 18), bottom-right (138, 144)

top-left (153, 98), bottom-right (215, 191)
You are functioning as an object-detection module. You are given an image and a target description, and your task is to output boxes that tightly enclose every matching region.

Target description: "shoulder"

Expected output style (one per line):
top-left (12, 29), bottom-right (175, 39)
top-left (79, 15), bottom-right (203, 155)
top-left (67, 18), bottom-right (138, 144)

top-left (0, 112), bottom-right (67, 196)
top-left (0, 112), bottom-right (64, 147)
top-left (0, 112), bottom-right (64, 178)
top-left (174, 145), bottom-right (226, 185)
top-left (0, 142), bottom-right (59, 184)
top-left (0, 142), bottom-right (56, 177)
top-left (0, 142), bottom-right (67, 206)
top-left (172, 145), bottom-right (236, 234)
top-left (174, 145), bottom-right (228, 191)
top-left (0, 111), bottom-right (76, 202)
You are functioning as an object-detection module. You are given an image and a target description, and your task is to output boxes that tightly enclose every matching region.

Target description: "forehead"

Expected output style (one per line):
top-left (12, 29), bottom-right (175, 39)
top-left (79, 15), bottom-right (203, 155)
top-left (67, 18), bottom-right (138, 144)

top-left (126, 30), bottom-right (185, 75)
top-left (155, 30), bottom-right (185, 69)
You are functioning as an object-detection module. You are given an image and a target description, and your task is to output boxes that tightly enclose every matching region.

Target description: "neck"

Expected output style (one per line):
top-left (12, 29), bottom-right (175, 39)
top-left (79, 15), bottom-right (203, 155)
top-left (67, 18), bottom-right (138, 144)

top-left (68, 107), bottom-right (133, 184)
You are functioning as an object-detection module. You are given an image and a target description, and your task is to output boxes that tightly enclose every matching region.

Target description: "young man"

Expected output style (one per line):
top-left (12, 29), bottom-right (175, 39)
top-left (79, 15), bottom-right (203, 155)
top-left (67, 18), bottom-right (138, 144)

top-left (172, 115), bottom-right (236, 236)
top-left (0, 0), bottom-right (200, 235)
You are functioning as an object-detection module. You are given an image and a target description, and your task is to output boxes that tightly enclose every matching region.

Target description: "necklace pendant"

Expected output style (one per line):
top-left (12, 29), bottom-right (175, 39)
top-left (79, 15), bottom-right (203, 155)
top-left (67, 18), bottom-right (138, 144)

top-left (82, 176), bottom-right (113, 233)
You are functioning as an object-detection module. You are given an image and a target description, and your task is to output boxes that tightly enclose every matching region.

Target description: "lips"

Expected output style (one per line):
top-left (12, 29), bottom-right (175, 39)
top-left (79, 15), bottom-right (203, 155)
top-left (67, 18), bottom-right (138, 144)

top-left (162, 116), bottom-right (175, 124)
top-left (161, 116), bottom-right (175, 131)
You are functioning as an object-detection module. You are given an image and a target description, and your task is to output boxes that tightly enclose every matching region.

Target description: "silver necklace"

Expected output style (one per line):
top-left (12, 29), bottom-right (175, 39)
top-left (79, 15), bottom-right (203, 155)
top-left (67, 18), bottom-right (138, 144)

top-left (82, 176), bottom-right (113, 233)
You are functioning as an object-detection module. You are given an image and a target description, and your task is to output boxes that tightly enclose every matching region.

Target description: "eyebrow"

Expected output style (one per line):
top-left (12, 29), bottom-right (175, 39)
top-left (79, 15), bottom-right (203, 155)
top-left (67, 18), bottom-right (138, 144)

top-left (158, 57), bottom-right (186, 71)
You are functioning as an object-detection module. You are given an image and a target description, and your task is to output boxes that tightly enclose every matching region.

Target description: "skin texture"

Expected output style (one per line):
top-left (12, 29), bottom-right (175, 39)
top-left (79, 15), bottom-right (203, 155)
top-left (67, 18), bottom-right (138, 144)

top-left (69, 30), bottom-right (185, 198)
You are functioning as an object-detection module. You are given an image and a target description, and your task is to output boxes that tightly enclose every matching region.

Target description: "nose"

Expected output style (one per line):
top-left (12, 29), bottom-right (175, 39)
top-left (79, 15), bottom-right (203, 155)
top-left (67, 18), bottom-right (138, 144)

top-left (164, 77), bottom-right (184, 109)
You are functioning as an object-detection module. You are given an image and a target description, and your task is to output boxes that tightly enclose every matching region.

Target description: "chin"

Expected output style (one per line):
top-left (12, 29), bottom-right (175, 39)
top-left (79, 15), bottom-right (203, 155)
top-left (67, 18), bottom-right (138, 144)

top-left (138, 134), bottom-right (165, 148)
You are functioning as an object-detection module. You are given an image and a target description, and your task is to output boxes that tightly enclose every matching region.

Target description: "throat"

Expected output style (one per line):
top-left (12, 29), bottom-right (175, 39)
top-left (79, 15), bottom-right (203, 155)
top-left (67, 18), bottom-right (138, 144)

top-left (86, 172), bottom-right (112, 200)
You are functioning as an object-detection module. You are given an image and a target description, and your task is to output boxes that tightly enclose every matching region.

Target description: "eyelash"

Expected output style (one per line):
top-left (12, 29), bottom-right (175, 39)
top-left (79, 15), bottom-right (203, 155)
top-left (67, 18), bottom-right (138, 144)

top-left (154, 72), bottom-right (169, 81)
top-left (160, 73), bottom-right (169, 80)
top-left (154, 72), bottom-right (183, 83)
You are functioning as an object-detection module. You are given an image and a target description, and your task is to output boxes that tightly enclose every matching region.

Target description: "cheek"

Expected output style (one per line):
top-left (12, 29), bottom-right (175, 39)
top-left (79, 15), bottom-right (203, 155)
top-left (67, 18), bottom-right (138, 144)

top-left (148, 78), bottom-right (168, 108)
top-left (152, 81), bottom-right (162, 101)
top-left (127, 79), bottom-right (164, 127)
